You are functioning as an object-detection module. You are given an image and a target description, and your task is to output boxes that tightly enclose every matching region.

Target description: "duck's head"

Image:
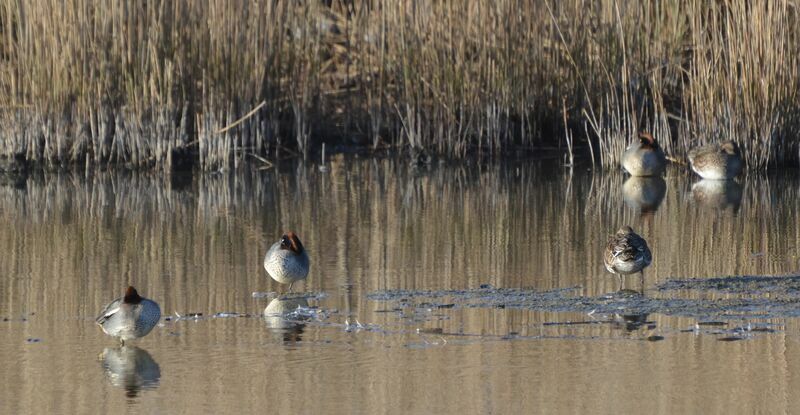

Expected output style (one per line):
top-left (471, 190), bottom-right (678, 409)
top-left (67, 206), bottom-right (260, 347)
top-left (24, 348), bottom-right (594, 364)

top-left (617, 225), bottom-right (635, 235)
top-left (123, 286), bottom-right (143, 304)
top-left (280, 232), bottom-right (305, 255)
top-left (720, 140), bottom-right (740, 156)
top-left (638, 132), bottom-right (659, 149)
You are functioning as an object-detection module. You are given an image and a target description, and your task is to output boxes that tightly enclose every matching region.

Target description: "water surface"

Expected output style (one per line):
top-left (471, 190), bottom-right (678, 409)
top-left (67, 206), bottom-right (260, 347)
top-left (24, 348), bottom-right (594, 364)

top-left (1, 158), bottom-right (799, 414)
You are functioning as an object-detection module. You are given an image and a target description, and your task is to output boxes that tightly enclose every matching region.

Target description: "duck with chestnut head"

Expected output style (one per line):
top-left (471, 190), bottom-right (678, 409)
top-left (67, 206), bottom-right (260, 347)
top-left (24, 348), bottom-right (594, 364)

top-left (621, 132), bottom-right (667, 177)
top-left (264, 232), bottom-right (310, 292)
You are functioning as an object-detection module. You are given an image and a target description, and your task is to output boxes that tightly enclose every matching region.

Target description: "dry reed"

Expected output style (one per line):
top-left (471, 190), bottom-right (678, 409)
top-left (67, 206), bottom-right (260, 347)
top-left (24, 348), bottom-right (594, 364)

top-left (0, 1), bottom-right (799, 170)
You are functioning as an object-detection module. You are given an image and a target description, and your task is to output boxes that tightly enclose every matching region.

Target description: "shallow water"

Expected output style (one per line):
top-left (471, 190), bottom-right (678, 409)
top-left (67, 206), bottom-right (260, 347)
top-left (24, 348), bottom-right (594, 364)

top-left (1, 158), bottom-right (799, 414)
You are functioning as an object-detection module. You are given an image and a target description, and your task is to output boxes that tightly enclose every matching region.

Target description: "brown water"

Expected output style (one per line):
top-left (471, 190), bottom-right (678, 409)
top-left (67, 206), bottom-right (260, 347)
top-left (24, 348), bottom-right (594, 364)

top-left (1, 157), bottom-right (799, 414)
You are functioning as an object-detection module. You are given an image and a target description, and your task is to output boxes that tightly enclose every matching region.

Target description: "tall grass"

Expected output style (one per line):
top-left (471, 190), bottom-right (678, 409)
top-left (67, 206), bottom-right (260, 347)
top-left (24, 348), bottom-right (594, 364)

top-left (0, 1), bottom-right (799, 170)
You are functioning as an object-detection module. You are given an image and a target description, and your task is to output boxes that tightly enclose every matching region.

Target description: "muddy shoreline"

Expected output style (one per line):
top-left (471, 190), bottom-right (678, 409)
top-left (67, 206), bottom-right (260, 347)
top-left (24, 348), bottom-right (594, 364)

top-left (368, 274), bottom-right (800, 320)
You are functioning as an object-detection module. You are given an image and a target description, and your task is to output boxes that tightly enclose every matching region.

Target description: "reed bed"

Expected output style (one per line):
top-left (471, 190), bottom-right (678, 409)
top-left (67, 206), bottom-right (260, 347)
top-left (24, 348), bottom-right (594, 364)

top-left (0, 1), bottom-right (799, 170)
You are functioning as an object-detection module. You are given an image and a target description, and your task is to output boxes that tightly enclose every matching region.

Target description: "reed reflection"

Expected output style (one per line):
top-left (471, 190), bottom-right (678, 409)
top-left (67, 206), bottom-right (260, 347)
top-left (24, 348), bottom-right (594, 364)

top-left (0, 159), bottom-right (798, 319)
top-left (0, 172), bottom-right (26, 190)
top-left (99, 346), bottom-right (161, 398)
top-left (0, 158), bottom-right (798, 414)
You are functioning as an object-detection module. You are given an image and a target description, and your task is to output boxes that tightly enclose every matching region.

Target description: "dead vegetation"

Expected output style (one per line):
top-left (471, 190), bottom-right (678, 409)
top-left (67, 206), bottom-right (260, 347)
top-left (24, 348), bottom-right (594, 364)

top-left (0, 1), bottom-right (798, 170)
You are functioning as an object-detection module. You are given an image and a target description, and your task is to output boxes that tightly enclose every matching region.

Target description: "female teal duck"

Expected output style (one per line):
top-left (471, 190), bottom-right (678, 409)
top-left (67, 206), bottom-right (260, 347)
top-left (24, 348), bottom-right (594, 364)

top-left (621, 132), bottom-right (667, 177)
top-left (264, 232), bottom-right (310, 292)
top-left (603, 226), bottom-right (652, 290)
top-left (687, 140), bottom-right (743, 179)
top-left (96, 286), bottom-right (161, 345)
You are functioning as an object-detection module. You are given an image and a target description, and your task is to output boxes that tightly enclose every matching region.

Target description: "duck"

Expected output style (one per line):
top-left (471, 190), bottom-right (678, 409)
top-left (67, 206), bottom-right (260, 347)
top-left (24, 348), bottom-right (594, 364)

top-left (687, 140), bottom-right (743, 179)
top-left (264, 232), bottom-right (310, 292)
top-left (603, 226), bottom-right (652, 291)
top-left (96, 286), bottom-right (161, 345)
top-left (621, 132), bottom-right (667, 177)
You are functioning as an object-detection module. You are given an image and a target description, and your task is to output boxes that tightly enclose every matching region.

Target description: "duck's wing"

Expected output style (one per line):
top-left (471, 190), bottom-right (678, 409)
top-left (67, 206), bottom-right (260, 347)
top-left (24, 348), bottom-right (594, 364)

top-left (689, 144), bottom-right (719, 164)
top-left (610, 237), bottom-right (635, 262)
top-left (264, 241), bottom-right (281, 264)
top-left (609, 234), bottom-right (649, 262)
top-left (626, 233), bottom-right (651, 262)
top-left (692, 144), bottom-right (727, 167)
top-left (95, 297), bottom-right (123, 324)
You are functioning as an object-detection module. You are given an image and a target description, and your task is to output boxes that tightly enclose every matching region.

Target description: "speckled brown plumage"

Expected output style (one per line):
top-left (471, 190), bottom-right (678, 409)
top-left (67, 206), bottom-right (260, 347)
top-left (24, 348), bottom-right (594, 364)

top-left (604, 226), bottom-right (652, 292)
top-left (604, 226), bottom-right (652, 275)
top-left (687, 140), bottom-right (743, 179)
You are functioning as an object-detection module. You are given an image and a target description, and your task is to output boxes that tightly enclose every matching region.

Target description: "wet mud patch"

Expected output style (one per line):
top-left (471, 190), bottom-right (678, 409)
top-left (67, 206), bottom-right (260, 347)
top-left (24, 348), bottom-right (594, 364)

top-left (367, 284), bottom-right (800, 320)
top-left (658, 274), bottom-right (800, 296)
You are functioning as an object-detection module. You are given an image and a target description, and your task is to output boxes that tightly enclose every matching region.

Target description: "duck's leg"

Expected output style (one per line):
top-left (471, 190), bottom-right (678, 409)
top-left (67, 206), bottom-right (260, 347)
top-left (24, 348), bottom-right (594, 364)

top-left (639, 270), bottom-right (645, 294)
top-left (120, 338), bottom-right (125, 347)
top-left (288, 281), bottom-right (295, 293)
top-left (617, 274), bottom-right (623, 292)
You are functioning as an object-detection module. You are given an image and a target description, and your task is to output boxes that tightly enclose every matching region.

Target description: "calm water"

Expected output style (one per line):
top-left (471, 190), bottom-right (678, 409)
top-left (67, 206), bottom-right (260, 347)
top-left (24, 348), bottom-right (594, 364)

top-left (1, 157), bottom-right (800, 414)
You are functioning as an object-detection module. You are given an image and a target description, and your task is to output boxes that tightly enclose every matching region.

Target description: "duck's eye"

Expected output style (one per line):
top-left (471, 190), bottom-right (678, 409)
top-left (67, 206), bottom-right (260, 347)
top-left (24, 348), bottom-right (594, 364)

top-left (281, 236), bottom-right (291, 247)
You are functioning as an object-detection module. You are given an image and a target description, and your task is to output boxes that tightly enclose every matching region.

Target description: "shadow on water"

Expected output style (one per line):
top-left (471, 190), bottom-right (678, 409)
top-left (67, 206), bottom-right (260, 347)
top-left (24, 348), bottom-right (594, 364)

top-left (99, 346), bottom-right (160, 399)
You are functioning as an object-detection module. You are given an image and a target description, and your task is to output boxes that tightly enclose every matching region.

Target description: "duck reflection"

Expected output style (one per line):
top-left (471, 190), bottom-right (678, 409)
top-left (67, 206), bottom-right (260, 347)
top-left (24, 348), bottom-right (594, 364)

top-left (691, 179), bottom-right (743, 210)
top-left (622, 176), bottom-right (666, 213)
top-left (99, 346), bottom-right (160, 398)
top-left (264, 296), bottom-right (309, 344)
top-left (604, 287), bottom-right (656, 336)
top-left (612, 312), bottom-right (652, 332)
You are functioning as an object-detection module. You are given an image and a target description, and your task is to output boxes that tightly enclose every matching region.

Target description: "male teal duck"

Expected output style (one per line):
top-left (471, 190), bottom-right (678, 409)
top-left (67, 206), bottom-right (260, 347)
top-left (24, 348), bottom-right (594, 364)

top-left (621, 132), bottom-right (667, 177)
top-left (96, 286), bottom-right (161, 345)
top-left (264, 232), bottom-right (310, 292)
